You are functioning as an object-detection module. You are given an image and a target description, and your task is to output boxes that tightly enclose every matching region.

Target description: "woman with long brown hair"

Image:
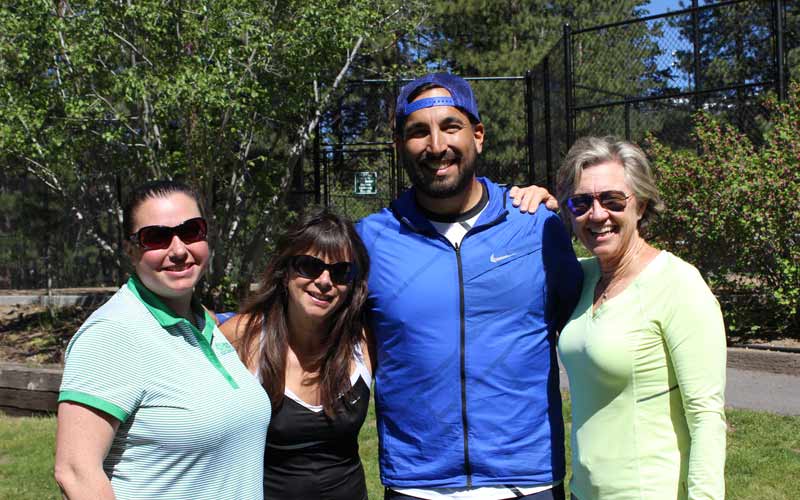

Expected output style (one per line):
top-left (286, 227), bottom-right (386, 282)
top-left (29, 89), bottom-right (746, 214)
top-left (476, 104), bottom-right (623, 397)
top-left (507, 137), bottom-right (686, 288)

top-left (221, 209), bottom-right (372, 500)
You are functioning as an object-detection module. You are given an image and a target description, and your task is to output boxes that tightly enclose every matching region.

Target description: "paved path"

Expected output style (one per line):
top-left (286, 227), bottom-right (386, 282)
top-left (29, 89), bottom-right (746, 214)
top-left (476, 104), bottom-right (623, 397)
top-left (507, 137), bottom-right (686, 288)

top-left (558, 347), bottom-right (800, 416)
top-left (724, 367), bottom-right (800, 415)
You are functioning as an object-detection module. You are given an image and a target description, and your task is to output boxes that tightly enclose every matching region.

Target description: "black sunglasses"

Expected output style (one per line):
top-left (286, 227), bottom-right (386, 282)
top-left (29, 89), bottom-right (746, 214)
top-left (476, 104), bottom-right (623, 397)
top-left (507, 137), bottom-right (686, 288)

top-left (566, 190), bottom-right (632, 216)
top-left (129, 217), bottom-right (208, 250)
top-left (290, 255), bottom-right (356, 285)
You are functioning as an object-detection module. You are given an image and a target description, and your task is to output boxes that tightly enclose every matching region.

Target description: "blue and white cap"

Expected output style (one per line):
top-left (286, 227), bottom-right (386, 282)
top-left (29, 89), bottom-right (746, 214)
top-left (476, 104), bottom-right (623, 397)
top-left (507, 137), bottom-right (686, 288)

top-left (395, 73), bottom-right (481, 132)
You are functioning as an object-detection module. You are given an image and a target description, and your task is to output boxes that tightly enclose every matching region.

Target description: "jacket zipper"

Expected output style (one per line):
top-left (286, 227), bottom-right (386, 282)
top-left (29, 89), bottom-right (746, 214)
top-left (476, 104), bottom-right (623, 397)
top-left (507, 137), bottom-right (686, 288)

top-left (396, 207), bottom-right (509, 487)
top-left (455, 241), bottom-right (472, 487)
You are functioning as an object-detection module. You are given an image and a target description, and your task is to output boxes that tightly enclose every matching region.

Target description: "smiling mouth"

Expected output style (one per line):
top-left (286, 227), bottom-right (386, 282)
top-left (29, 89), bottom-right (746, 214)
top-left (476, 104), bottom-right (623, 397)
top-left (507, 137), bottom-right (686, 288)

top-left (163, 263), bottom-right (193, 272)
top-left (424, 160), bottom-right (456, 172)
top-left (589, 227), bottom-right (616, 237)
top-left (307, 291), bottom-right (333, 303)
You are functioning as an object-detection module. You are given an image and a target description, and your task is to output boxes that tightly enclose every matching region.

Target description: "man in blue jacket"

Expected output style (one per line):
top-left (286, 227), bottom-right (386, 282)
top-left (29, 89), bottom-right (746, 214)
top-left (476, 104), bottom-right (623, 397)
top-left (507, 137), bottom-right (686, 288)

top-left (357, 73), bottom-right (582, 500)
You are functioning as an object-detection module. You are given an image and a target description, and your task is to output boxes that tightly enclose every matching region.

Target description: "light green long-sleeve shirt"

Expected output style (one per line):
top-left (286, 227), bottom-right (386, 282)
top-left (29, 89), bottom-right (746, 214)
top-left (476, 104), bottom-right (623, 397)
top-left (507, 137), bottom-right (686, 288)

top-left (559, 251), bottom-right (726, 500)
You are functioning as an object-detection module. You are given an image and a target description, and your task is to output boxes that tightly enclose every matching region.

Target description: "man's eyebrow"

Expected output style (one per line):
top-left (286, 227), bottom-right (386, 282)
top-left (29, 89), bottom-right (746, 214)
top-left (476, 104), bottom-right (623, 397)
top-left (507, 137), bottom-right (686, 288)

top-left (403, 121), bottom-right (427, 134)
top-left (440, 115), bottom-right (467, 125)
top-left (403, 109), bottom-right (469, 135)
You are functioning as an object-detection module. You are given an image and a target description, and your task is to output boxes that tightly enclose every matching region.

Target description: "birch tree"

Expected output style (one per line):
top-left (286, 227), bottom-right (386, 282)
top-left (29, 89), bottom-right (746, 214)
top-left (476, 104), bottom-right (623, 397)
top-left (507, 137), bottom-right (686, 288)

top-left (0, 0), bottom-right (421, 304)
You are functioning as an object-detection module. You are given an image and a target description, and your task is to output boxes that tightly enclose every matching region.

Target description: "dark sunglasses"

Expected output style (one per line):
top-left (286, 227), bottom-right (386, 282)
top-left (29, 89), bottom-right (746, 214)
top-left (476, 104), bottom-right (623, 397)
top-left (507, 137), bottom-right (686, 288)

top-left (129, 217), bottom-right (208, 250)
top-left (290, 255), bottom-right (356, 285)
top-left (566, 190), bottom-right (632, 216)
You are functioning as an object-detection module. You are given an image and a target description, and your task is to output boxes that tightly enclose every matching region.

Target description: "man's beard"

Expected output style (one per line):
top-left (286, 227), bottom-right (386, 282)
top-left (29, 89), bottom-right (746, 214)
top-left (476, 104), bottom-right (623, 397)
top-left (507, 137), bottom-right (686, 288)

top-left (401, 150), bottom-right (477, 199)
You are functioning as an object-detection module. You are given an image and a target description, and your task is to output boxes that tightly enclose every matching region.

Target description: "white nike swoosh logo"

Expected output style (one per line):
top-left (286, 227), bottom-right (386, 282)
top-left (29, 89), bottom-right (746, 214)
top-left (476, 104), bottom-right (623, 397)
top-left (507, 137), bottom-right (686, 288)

top-left (490, 253), bottom-right (515, 263)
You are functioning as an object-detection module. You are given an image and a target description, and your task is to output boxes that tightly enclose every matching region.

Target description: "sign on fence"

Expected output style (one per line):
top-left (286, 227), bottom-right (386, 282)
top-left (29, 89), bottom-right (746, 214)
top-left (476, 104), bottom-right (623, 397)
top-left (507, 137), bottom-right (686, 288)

top-left (354, 171), bottom-right (378, 195)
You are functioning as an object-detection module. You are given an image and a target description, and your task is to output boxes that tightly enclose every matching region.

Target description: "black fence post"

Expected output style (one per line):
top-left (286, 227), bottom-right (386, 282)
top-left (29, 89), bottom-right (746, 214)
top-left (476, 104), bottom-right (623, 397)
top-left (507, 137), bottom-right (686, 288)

top-left (624, 101), bottom-right (631, 140)
top-left (774, 0), bottom-right (787, 100)
top-left (524, 70), bottom-right (535, 185)
top-left (115, 173), bottom-right (122, 284)
top-left (393, 79), bottom-right (403, 198)
top-left (563, 23), bottom-right (575, 147)
top-left (323, 150), bottom-right (329, 208)
top-left (335, 95), bottom-right (344, 174)
top-left (692, 0), bottom-right (702, 111)
top-left (314, 121), bottom-right (321, 204)
top-left (543, 56), bottom-right (554, 190)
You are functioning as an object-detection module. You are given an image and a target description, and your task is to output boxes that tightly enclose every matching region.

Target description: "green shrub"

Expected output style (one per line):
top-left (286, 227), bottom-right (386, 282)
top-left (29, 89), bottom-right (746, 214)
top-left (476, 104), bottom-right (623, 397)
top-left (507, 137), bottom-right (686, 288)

top-left (646, 83), bottom-right (799, 339)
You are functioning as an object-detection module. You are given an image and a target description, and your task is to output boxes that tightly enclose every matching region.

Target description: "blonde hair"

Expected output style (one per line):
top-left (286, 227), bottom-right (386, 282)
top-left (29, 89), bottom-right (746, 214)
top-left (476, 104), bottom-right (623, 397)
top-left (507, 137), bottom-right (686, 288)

top-left (556, 136), bottom-right (664, 233)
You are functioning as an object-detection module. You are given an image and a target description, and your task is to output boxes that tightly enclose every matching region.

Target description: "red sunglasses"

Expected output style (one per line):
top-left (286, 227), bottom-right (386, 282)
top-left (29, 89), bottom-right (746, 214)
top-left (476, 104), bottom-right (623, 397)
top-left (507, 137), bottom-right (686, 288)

top-left (129, 217), bottom-right (208, 250)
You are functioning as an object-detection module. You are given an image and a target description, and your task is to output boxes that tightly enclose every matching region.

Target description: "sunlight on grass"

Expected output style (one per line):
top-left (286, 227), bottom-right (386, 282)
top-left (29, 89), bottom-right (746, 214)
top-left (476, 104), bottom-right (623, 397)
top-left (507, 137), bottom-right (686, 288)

top-left (359, 398), bottom-right (383, 499)
top-left (0, 414), bottom-right (59, 500)
top-left (724, 409), bottom-right (800, 499)
top-left (2, 398), bottom-right (798, 500)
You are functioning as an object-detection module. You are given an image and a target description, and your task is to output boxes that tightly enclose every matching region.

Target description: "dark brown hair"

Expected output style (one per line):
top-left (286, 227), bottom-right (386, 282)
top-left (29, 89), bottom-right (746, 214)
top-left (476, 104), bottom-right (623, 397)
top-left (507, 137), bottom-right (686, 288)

top-left (235, 209), bottom-right (370, 416)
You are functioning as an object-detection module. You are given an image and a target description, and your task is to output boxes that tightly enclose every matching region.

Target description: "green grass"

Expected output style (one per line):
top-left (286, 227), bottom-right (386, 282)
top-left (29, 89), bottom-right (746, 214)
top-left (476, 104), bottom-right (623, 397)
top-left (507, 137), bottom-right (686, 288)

top-left (0, 414), bottom-right (59, 499)
top-left (3, 398), bottom-right (799, 500)
top-left (724, 409), bottom-right (800, 499)
top-left (360, 398), bottom-right (383, 498)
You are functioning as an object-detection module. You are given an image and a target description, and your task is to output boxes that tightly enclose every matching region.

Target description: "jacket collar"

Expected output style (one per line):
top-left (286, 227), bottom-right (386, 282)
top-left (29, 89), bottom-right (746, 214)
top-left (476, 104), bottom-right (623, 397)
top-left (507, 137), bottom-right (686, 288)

top-left (390, 177), bottom-right (508, 235)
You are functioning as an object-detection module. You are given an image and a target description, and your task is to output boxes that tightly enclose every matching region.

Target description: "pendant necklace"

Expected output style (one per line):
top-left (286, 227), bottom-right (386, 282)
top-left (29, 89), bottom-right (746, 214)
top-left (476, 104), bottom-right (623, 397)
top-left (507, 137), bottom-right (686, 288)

top-left (595, 242), bottom-right (644, 308)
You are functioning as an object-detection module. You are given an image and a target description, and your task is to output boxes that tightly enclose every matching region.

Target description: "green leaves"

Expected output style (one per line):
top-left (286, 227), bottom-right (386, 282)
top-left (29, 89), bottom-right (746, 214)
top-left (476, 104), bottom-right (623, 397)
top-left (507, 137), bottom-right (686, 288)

top-left (647, 82), bottom-right (800, 339)
top-left (1, 0), bottom-right (420, 298)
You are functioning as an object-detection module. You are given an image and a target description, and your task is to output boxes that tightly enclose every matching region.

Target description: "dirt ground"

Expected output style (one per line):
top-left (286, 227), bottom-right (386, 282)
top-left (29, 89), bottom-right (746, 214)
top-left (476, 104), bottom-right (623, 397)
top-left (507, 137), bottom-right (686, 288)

top-left (0, 303), bottom-right (91, 364)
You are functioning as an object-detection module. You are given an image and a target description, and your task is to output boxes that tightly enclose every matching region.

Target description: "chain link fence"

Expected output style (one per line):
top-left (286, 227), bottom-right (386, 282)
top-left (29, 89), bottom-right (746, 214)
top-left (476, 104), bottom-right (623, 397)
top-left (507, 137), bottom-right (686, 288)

top-left (529, 0), bottom-right (794, 187)
top-left (306, 76), bottom-right (537, 222)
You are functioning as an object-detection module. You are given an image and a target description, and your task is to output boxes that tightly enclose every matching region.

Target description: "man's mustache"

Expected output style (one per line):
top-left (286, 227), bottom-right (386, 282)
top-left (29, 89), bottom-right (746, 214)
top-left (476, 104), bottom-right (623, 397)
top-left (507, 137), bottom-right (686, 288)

top-left (417, 149), bottom-right (458, 164)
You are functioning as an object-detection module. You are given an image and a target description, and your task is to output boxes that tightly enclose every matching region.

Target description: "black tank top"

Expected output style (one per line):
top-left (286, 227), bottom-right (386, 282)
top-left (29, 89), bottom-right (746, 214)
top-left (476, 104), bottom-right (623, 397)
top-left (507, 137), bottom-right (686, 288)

top-left (263, 363), bottom-right (371, 500)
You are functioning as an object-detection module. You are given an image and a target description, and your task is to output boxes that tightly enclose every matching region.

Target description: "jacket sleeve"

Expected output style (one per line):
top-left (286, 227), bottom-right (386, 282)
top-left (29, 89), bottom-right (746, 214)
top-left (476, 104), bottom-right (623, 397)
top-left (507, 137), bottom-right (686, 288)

top-left (662, 262), bottom-right (727, 500)
top-left (541, 212), bottom-right (582, 332)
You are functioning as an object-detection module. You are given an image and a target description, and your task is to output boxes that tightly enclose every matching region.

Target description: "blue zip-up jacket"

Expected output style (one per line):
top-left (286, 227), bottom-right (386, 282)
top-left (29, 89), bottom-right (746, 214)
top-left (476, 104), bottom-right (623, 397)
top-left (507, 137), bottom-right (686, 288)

top-left (356, 177), bottom-right (582, 489)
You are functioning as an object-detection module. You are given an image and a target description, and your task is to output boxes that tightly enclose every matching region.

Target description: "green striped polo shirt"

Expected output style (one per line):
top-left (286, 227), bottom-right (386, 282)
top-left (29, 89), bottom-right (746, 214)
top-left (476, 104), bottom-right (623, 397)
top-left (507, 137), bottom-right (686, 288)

top-left (59, 276), bottom-right (271, 500)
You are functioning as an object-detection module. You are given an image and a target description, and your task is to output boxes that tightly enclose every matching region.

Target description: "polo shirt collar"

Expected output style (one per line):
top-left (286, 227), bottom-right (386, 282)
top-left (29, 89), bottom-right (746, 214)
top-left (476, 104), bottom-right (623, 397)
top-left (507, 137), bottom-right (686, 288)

top-left (126, 275), bottom-right (214, 343)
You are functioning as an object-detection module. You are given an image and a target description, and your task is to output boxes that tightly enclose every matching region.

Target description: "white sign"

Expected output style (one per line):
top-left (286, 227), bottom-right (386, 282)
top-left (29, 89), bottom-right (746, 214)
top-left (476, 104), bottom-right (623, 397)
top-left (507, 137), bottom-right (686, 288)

top-left (354, 171), bottom-right (378, 195)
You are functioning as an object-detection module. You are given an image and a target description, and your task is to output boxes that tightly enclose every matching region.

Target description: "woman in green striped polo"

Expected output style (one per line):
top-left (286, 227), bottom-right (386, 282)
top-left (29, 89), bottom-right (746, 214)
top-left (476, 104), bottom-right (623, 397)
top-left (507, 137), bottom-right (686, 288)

top-left (54, 180), bottom-right (271, 500)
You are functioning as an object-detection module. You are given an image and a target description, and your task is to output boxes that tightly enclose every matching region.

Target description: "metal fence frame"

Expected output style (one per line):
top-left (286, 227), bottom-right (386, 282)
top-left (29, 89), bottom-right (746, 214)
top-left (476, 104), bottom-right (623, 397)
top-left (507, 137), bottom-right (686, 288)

top-left (314, 0), bottom-right (792, 212)
top-left (307, 75), bottom-right (542, 217)
top-left (532, 0), bottom-right (791, 187)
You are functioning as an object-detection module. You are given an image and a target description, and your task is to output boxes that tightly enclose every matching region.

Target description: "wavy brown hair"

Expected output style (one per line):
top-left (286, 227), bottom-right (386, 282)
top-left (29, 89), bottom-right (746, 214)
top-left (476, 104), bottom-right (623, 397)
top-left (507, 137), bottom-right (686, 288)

top-left (234, 209), bottom-right (370, 417)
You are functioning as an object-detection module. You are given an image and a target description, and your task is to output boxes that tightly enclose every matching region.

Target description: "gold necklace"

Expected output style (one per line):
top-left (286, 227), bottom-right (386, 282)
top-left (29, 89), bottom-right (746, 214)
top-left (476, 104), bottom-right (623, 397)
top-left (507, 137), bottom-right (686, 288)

top-left (595, 243), bottom-right (645, 306)
top-left (594, 276), bottom-right (616, 306)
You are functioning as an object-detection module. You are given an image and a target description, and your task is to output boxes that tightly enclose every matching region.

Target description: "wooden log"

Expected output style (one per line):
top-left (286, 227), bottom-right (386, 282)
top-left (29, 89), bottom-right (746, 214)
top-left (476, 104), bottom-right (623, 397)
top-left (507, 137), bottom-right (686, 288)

top-left (0, 363), bottom-right (63, 415)
top-left (0, 363), bottom-right (63, 391)
top-left (0, 388), bottom-right (59, 413)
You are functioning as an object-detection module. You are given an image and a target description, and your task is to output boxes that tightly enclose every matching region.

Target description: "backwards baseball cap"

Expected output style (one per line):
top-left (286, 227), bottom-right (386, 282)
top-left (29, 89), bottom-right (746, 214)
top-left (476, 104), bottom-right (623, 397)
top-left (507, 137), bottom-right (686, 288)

top-left (395, 73), bottom-right (481, 132)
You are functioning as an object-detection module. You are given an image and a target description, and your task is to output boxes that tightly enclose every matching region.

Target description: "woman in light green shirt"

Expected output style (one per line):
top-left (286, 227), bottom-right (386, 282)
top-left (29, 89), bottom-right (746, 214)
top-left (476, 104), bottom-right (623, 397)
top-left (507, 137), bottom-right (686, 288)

top-left (555, 137), bottom-right (726, 500)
